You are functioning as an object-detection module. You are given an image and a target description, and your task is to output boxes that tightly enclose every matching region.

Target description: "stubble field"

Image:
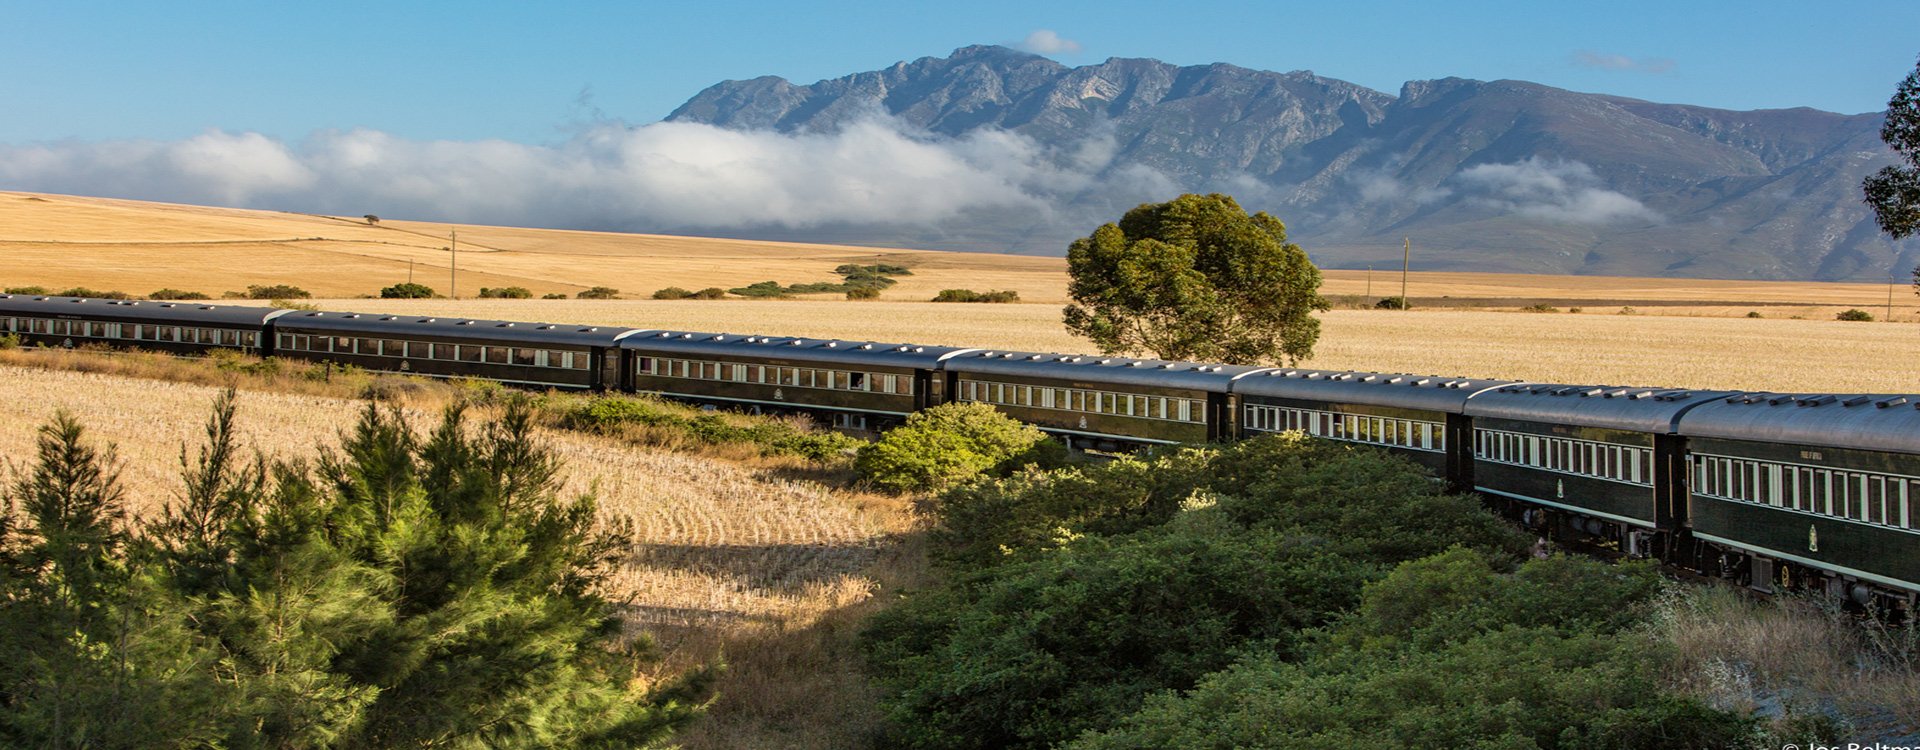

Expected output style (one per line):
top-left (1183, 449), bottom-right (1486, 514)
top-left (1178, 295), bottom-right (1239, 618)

top-left (241, 298), bottom-right (1920, 394)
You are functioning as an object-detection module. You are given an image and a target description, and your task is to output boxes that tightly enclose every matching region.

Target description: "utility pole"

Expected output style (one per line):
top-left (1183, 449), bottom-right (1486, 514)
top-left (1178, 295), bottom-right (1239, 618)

top-left (449, 229), bottom-right (458, 300)
top-left (1889, 275), bottom-right (1896, 323)
top-left (408, 258), bottom-right (414, 284)
top-left (1365, 265), bottom-right (1372, 306)
top-left (1401, 237), bottom-right (1410, 310)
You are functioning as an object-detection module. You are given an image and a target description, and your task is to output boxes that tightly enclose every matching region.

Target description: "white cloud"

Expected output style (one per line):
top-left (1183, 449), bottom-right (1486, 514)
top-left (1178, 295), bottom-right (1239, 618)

top-left (1016, 29), bottom-right (1083, 56)
top-left (1571, 50), bottom-right (1674, 75)
top-left (1452, 158), bottom-right (1660, 225)
top-left (0, 117), bottom-right (1173, 234)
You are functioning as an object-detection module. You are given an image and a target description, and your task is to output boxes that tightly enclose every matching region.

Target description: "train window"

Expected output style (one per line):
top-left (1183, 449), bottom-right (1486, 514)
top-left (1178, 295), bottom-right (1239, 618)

top-left (510, 348), bottom-right (534, 366)
top-left (429, 343), bottom-right (451, 360)
top-left (454, 345), bottom-right (479, 363)
top-left (1867, 477), bottom-right (1888, 524)
top-left (1909, 481), bottom-right (1920, 529)
top-left (1178, 398), bottom-right (1193, 423)
top-left (1835, 474), bottom-right (1854, 520)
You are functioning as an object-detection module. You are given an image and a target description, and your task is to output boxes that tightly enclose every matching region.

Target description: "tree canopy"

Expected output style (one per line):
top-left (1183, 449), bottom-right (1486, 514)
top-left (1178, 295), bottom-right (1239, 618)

top-left (1063, 194), bottom-right (1328, 365)
top-left (1867, 56), bottom-right (1920, 240)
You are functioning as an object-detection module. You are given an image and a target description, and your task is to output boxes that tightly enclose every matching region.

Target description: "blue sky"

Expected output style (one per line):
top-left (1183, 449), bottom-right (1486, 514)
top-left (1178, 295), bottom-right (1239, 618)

top-left (5, 0), bottom-right (1918, 145)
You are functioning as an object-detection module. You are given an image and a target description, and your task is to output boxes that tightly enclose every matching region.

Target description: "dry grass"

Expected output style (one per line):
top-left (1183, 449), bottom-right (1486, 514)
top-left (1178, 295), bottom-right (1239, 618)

top-left (7, 189), bottom-right (1913, 314)
top-left (0, 363), bottom-right (915, 747)
top-left (1654, 585), bottom-right (1920, 738)
top-left (0, 190), bottom-right (1065, 302)
top-left (230, 298), bottom-right (1920, 393)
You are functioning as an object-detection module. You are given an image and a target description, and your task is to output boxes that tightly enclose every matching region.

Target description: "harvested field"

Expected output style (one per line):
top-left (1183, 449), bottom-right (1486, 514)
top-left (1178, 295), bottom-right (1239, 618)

top-left (0, 364), bottom-right (913, 748)
top-left (240, 298), bottom-right (1920, 394)
top-left (5, 189), bottom-right (1911, 315)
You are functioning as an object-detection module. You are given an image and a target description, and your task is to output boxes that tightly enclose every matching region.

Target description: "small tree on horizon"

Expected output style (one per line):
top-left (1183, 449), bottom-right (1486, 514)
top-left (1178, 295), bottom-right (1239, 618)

top-left (1063, 194), bottom-right (1328, 365)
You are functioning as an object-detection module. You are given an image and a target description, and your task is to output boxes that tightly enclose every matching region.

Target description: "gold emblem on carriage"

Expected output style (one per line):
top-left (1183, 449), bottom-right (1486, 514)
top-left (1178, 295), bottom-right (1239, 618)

top-left (1078, 416), bottom-right (1089, 430)
top-left (774, 388), bottom-right (785, 401)
top-left (1808, 525), bottom-right (1819, 552)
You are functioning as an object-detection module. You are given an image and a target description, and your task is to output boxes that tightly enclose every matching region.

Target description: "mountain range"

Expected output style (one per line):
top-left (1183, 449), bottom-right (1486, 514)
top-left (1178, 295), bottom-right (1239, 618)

top-left (666, 45), bottom-right (1915, 281)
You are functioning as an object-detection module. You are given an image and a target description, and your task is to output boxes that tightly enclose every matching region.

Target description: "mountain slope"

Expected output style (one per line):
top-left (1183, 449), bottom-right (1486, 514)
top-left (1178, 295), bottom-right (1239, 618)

top-left (667, 46), bottom-right (1915, 281)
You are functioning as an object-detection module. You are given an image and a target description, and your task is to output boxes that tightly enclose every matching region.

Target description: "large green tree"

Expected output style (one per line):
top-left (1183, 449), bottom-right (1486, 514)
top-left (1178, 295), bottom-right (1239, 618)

top-left (1867, 56), bottom-right (1920, 241)
top-left (1063, 194), bottom-right (1328, 365)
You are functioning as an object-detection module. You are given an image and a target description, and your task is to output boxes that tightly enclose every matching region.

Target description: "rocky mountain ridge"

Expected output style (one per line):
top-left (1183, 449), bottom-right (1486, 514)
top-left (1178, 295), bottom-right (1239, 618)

top-left (667, 45), bottom-right (1914, 280)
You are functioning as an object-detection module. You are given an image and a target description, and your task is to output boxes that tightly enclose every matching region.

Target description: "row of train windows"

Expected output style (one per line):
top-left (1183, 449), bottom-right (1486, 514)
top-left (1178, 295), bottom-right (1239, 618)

top-left (4, 316), bottom-right (256, 348)
top-left (1242, 405), bottom-right (1444, 452)
top-left (636, 357), bottom-right (911, 395)
top-left (1475, 430), bottom-right (1652, 486)
top-left (957, 379), bottom-right (1204, 423)
top-left (1693, 454), bottom-right (1920, 530)
top-left (276, 334), bottom-right (590, 370)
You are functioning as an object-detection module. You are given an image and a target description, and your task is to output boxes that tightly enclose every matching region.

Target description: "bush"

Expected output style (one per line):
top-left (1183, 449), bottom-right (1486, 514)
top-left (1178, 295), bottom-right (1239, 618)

top-left (1070, 552), bottom-right (1749, 749)
top-left (1619, 306), bottom-right (1638, 315)
top-left (245, 284), bottom-right (311, 299)
top-left (1520, 303), bottom-right (1559, 313)
top-left (1568, 306), bottom-right (1583, 313)
top-left (478, 286), bottom-right (532, 299)
top-left (269, 299), bottom-right (318, 311)
top-left (542, 293), bottom-right (569, 299)
top-left (728, 281), bottom-right (789, 298)
top-left (56, 286), bottom-right (131, 300)
top-left (1374, 295), bottom-right (1409, 310)
top-left (0, 395), bottom-right (711, 748)
top-left (846, 286), bottom-right (881, 300)
top-left (0, 332), bottom-right (19, 350)
top-left (1747, 310), bottom-right (1764, 318)
top-left (1837, 308), bottom-right (1875, 321)
top-left (575, 286), bottom-right (620, 300)
top-left (3, 285), bottom-right (48, 295)
top-left (691, 287), bottom-right (728, 299)
top-left (379, 282), bottom-right (436, 299)
top-left (147, 288), bottom-right (211, 300)
top-left (932, 289), bottom-right (1020, 303)
top-left (835, 263), bottom-right (912, 277)
top-left (866, 436), bottom-right (1537, 750)
top-left (652, 287), bottom-right (695, 300)
top-left (855, 402), bottom-right (1057, 493)
top-left (562, 394), bottom-right (861, 461)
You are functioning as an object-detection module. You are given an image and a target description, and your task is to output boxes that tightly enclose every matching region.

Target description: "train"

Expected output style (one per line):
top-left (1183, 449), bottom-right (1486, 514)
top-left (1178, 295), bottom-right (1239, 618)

top-left (5, 292), bottom-right (1918, 608)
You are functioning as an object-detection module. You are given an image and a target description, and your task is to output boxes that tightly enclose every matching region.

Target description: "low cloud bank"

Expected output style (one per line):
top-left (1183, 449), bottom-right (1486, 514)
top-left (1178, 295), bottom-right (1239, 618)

top-left (0, 117), bottom-right (1161, 233)
top-left (1453, 158), bottom-right (1661, 225)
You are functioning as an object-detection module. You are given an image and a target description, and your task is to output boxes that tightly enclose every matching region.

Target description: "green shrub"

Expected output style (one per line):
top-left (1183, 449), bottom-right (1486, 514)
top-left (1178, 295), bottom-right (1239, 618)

top-left (56, 286), bottom-right (131, 300)
top-left (1837, 308), bottom-right (1875, 321)
top-left (0, 332), bottom-right (19, 350)
top-left (932, 289), bottom-right (1020, 303)
top-left (575, 286), bottom-right (620, 300)
top-left (4, 285), bottom-right (49, 295)
top-left (245, 284), bottom-right (311, 299)
top-left (855, 402), bottom-right (1057, 493)
top-left (728, 280), bottom-right (789, 298)
top-left (270, 298), bottom-right (318, 311)
top-left (147, 288), bottom-right (211, 300)
top-left (835, 263), bottom-right (912, 277)
top-left (1520, 303), bottom-right (1559, 313)
top-left (542, 292), bottom-right (568, 299)
top-left (1374, 295), bottom-right (1409, 310)
top-left (1618, 306), bottom-right (1638, 315)
top-left (379, 282), bottom-right (436, 299)
top-left (1747, 310), bottom-right (1764, 318)
top-left (1568, 306), bottom-right (1583, 313)
top-left (478, 286), bottom-right (533, 299)
top-left (1070, 552), bottom-right (1747, 750)
top-left (846, 286), bottom-right (881, 300)
top-left (652, 287), bottom-right (695, 300)
top-left (691, 287), bottom-right (728, 299)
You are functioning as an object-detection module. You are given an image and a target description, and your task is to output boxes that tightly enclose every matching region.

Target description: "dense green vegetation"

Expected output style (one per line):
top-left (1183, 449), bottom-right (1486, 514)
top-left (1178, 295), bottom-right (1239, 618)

top-left (242, 284), bottom-right (312, 300)
top-left (930, 289), bottom-right (1019, 303)
top-left (730, 264), bottom-right (913, 299)
top-left (651, 286), bottom-right (728, 300)
top-left (562, 393), bottom-right (862, 461)
top-left (863, 433), bottom-right (1759, 749)
top-left (575, 286), bottom-right (621, 300)
top-left (854, 403), bottom-right (1061, 493)
top-left (148, 288), bottom-right (212, 300)
top-left (0, 391), bottom-right (710, 748)
top-left (378, 282), bottom-right (435, 298)
top-left (479, 286), bottom-right (534, 299)
top-left (1866, 55), bottom-right (1920, 242)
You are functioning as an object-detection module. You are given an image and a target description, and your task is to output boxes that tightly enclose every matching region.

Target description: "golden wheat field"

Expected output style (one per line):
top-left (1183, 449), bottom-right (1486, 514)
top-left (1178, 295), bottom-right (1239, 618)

top-left (5, 189), bottom-right (1913, 315)
top-left (0, 364), bottom-right (907, 747)
top-left (235, 298), bottom-right (1920, 394)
